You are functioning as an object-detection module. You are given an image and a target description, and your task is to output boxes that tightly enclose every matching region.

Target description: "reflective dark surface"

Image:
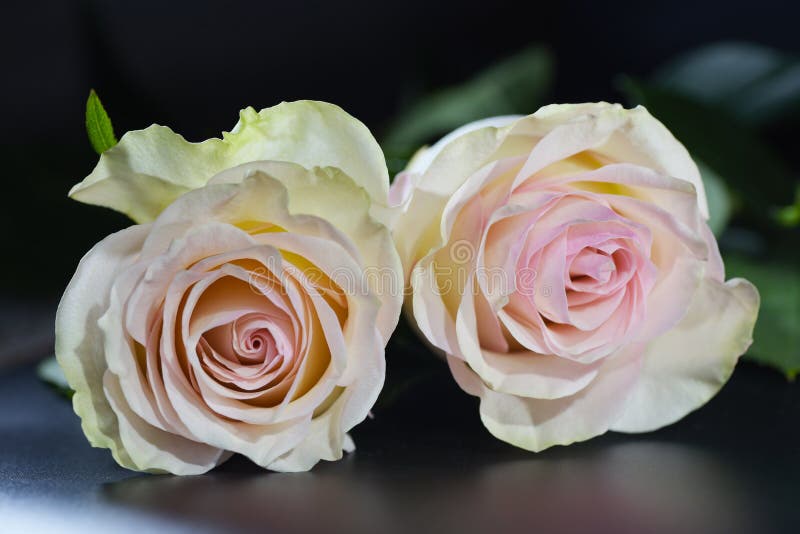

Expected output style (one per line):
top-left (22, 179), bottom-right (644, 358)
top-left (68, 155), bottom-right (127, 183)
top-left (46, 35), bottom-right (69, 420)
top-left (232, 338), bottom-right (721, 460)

top-left (1, 335), bottom-right (798, 534)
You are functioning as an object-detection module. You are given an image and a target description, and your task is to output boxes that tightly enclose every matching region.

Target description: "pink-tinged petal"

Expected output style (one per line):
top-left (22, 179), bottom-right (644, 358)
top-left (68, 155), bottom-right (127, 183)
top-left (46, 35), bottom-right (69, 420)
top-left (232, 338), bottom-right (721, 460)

top-left (336, 311), bottom-right (385, 434)
top-left (392, 103), bottom-right (753, 455)
top-left (407, 182), bottom-right (498, 358)
top-left (605, 196), bottom-right (707, 265)
top-left (162, 268), bottom-right (316, 466)
top-left (567, 286), bottom-right (628, 331)
top-left (410, 258), bottom-right (461, 357)
top-left (549, 163), bottom-right (704, 235)
top-left (182, 266), bottom-right (338, 424)
top-left (636, 255), bottom-right (704, 342)
top-left (100, 282), bottom-right (176, 434)
top-left (473, 288), bottom-right (509, 353)
top-left (124, 222), bottom-right (257, 345)
top-left (392, 186), bottom-right (450, 279)
top-left (600, 106), bottom-right (708, 218)
top-left (55, 225), bottom-right (151, 471)
top-left (512, 106), bottom-right (629, 189)
top-left (497, 305), bottom-right (550, 355)
top-left (612, 277), bottom-right (758, 432)
top-left (209, 163), bottom-right (402, 346)
top-left (104, 373), bottom-right (227, 475)
top-left (511, 104), bottom-right (707, 217)
top-left (531, 234), bottom-right (570, 323)
top-left (536, 293), bottom-right (634, 362)
top-left (478, 191), bottom-right (564, 308)
top-left (441, 157), bottom-right (524, 241)
top-left (388, 171), bottom-right (419, 209)
top-left (569, 247), bottom-right (616, 285)
top-left (455, 275), bottom-right (605, 399)
top-left (447, 341), bottom-right (643, 452)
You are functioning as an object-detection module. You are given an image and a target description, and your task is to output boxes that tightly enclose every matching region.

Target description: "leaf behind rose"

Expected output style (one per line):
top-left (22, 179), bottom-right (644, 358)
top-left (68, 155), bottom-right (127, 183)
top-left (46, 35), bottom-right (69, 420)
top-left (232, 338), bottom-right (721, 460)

top-left (696, 159), bottom-right (732, 237)
top-left (619, 77), bottom-right (794, 219)
top-left (725, 254), bottom-right (800, 380)
top-left (382, 46), bottom-right (553, 176)
top-left (652, 42), bottom-right (800, 127)
top-left (37, 355), bottom-right (74, 399)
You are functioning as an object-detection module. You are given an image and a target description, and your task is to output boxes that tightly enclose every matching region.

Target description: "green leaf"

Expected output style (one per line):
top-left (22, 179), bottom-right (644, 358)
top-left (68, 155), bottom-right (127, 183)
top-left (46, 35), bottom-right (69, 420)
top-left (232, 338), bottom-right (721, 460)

top-left (775, 185), bottom-right (800, 227)
top-left (653, 42), bottom-right (800, 127)
top-left (383, 46), bottom-right (553, 174)
top-left (36, 355), bottom-right (74, 399)
top-left (725, 254), bottom-right (800, 379)
top-left (619, 77), bottom-right (793, 215)
top-left (696, 159), bottom-right (732, 236)
top-left (85, 89), bottom-right (118, 154)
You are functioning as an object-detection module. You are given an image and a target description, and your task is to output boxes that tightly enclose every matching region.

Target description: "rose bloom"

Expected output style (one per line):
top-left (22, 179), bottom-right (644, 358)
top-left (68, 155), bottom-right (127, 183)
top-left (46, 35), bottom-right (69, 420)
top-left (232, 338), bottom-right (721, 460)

top-left (391, 103), bottom-right (759, 451)
top-left (56, 101), bottom-right (401, 474)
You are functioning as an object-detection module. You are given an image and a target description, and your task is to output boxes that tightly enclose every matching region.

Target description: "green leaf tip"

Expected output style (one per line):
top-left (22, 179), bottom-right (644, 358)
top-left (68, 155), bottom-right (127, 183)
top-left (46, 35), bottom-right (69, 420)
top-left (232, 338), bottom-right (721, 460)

top-left (85, 89), bottom-right (118, 155)
top-left (37, 355), bottom-right (74, 399)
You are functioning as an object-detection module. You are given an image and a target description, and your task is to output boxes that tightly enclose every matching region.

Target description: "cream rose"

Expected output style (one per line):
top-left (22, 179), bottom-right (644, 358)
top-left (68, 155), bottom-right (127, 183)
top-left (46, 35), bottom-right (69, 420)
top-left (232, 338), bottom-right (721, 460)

top-left (391, 103), bottom-right (759, 451)
top-left (56, 101), bottom-right (402, 474)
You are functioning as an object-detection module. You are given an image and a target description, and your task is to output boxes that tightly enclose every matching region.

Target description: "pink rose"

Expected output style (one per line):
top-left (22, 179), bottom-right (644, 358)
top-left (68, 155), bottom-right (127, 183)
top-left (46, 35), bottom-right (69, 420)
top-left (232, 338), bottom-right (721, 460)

top-left (391, 103), bottom-right (759, 451)
top-left (56, 102), bottom-right (401, 473)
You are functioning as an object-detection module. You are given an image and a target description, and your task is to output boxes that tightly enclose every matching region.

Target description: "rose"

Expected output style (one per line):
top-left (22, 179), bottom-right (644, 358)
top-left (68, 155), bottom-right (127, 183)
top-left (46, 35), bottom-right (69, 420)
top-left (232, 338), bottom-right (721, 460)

top-left (391, 103), bottom-right (759, 451)
top-left (56, 101), bottom-right (402, 473)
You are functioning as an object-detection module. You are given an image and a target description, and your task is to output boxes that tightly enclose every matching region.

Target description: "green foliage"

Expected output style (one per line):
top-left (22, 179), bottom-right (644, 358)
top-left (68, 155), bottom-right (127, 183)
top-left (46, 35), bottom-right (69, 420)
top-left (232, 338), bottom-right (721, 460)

top-left (36, 356), bottom-right (73, 399)
top-left (652, 42), bottom-right (800, 126)
top-left (383, 46), bottom-right (553, 176)
top-left (85, 89), bottom-right (118, 155)
top-left (724, 255), bottom-right (800, 380)
top-left (775, 186), bottom-right (800, 227)
top-left (619, 76), bottom-right (793, 217)
top-left (696, 159), bottom-right (732, 237)
top-left (620, 42), bottom-right (800, 378)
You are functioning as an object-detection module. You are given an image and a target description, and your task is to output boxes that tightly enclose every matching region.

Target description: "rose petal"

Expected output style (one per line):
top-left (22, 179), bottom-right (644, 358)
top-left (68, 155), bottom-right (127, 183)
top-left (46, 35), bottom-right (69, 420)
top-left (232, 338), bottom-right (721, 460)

top-left (448, 341), bottom-right (643, 452)
top-left (611, 277), bottom-right (759, 433)
top-left (70, 101), bottom-right (390, 223)
top-left (55, 225), bottom-right (151, 470)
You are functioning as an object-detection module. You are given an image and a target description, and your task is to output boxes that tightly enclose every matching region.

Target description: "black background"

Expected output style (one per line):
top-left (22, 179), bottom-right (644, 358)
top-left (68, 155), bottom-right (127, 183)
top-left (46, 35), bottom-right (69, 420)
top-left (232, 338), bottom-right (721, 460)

top-left (1, 2), bottom-right (799, 532)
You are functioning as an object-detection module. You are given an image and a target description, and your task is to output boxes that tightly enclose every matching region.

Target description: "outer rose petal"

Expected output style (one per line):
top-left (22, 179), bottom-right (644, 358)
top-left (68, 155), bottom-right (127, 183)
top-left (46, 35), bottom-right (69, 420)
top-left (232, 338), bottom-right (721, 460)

top-left (69, 101), bottom-right (390, 223)
top-left (271, 319), bottom-right (384, 472)
top-left (447, 342), bottom-right (643, 452)
top-left (55, 225), bottom-right (150, 471)
top-left (405, 115), bottom-right (522, 176)
top-left (511, 103), bottom-right (707, 218)
top-left (56, 225), bottom-right (227, 474)
top-left (455, 274), bottom-right (605, 399)
top-left (399, 104), bottom-right (707, 220)
top-left (104, 374), bottom-right (229, 475)
top-left (611, 277), bottom-right (759, 433)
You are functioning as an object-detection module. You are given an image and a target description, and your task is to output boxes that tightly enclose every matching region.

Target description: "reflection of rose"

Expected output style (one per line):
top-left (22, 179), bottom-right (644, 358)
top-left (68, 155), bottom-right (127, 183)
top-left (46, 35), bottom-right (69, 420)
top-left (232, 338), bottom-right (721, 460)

top-left (103, 443), bottom-right (758, 534)
top-left (56, 102), bottom-right (401, 474)
top-left (391, 103), bottom-right (759, 451)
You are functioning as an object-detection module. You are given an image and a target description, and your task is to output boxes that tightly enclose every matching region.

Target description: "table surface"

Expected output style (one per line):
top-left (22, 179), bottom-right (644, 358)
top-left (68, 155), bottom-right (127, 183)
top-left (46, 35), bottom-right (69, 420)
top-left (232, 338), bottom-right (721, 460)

top-left (1, 348), bottom-right (798, 534)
